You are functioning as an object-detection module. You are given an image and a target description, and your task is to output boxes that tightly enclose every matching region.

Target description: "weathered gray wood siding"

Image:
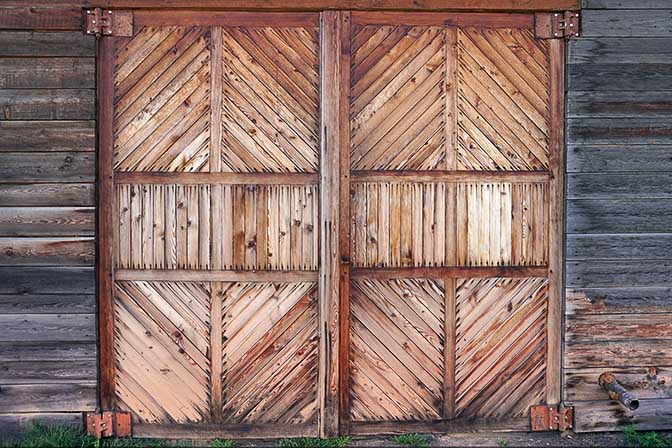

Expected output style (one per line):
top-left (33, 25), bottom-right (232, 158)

top-left (565, 0), bottom-right (672, 432)
top-left (0, 31), bottom-right (97, 435)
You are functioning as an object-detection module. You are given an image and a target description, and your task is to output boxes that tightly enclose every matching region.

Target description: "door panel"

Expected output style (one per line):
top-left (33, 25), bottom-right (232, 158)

top-left (344, 14), bottom-right (559, 429)
top-left (108, 16), bottom-right (321, 433)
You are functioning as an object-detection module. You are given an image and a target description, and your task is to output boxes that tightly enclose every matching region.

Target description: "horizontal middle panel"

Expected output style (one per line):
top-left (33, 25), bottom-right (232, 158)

top-left (115, 184), bottom-right (318, 271)
top-left (350, 181), bottom-right (548, 268)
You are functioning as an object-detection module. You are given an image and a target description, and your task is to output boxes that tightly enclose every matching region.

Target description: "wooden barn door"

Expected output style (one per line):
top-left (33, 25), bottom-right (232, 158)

top-left (100, 12), bottom-right (324, 437)
top-left (98, 9), bottom-right (563, 437)
top-left (340, 12), bottom-right (564, 433)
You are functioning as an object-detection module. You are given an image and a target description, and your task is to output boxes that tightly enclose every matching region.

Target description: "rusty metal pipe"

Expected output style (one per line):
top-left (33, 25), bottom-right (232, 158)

top-left (599, 372), bottom-right (640, 410)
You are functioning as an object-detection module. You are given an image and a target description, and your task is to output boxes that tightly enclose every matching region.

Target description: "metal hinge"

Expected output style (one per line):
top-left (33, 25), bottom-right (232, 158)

top-left (534, 11), bottom-right (581, 39)
top-left (84, 411), bottom-right (132, 439)
top-left (83, 8), bottom-right (133, 37)
top-left (530, 404), bottom-right (574, 431)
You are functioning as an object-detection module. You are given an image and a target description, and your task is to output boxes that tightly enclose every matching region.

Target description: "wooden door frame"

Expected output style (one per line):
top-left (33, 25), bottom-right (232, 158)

top-left (95, 9), bottom-right (566, 437)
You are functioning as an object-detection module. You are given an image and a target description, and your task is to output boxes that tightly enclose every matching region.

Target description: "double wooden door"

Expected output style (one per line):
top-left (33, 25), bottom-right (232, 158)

top-left (99, 10), bottom-right (563, 437)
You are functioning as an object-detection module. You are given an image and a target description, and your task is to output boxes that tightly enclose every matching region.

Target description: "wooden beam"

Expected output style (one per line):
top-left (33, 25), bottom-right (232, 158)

top-left (443, 277), bottom-right (456, 419)
top-left (0, 7), bottom-right (82, 30)
top-left (114, 172), bottom-right (319, 185)
top-left (337, 11), bottom-right (352, 436)
top-left (351, 11), bottom-right (535, 27)
top-left (351, 170), bottom-right (549, 183)
top-left (210, 282), bottom-right (224, 423)
top-left (97, 36), bottom-right (115, 411)
top-left (319, 10), bottom-right (342, 438)
top-left (114, 269), bottom-right (318, 282)
top-left (134, 10), bottom-right (319, 27)
top-left (546, 38), bottom-right (564, 407)
top-left (351, 266), bottom-right (549, 279)
top-left (0, 1), bottom-right (581, 12)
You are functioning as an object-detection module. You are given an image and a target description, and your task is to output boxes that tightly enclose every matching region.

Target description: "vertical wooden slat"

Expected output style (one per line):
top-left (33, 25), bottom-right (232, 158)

top-left (176, 185), bottom-right (188, 269)
top-left (130, 185), bottom-right (142, 269)
top-left (546, 38), bottom-right (564, 406)
top-left (233, 185), bottom-right (245, 269)
top-left (319, 10), bottom-right (341, 437)
top-left (244, 185), bottom-right (257, 270)
top-left (141, 185), bottom-right (153, 268)
top-left (257, 185), bottom-right (268, 269)
top-left (210, 26), bottom-right (224, 272)
top-left (366, 184), bottom-right (378, 267)
top-left (118, 184), bottom-right (131, 269)
top-left (210, 26), bottom-right (223, 174)
top-left (444, 27), bottom-right (458, 171)
top-left (98, 35), bottom-right (115, 411)
top-left (153, 185), bottom-right (165, 269)
top-left (443, 277), bottom-right (456, 419)
top-left (291, 185), bottom-right (302, 270)
top-left (165, 185), bottom-right (177, 269)
top-left (222, 185), bottom-right (233, 269)
top-left (210, 281), bottom-right (224, 423)
top-left (338, 10), bottom-right (352, 435)
top-left (187, 185), bottom-right (200, 269)
top-left (279, 185), bottom-right (291, 270)
top-left (400, 183), bottom-right (412, 266)
top-left (199, 184), bottom-right (210, 269)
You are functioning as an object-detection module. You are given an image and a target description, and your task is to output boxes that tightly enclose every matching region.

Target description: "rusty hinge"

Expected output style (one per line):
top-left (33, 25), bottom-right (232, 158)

top-left (84, 411), bottom-right (132, 439)
top-left (83, 8), bottom-right (133, 37)
top-left (530, 404), bottom-right (574, 431)
top-left (535, 11), bottom-right (581, 39)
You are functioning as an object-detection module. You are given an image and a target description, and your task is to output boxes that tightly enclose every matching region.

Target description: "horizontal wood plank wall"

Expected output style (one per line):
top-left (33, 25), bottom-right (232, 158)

top-left (565, 0), bottom-right (672, 432)
top-left (0, 30), bottom-right (97, 436)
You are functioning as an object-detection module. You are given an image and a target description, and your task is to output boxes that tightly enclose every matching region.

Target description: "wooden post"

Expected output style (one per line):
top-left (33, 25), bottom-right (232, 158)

top-left (546, 38), bottom-right (565, 406)
top-left (337, 11), bottom-right (352, 436)
top-left (319, 10), bottom-right (342, 438)
top-left (97, 35), bottom-right (115, 411)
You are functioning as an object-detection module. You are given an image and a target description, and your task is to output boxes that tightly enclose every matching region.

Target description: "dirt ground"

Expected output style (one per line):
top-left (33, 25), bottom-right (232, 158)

top-left (229, 430), bottom-right (672, 447)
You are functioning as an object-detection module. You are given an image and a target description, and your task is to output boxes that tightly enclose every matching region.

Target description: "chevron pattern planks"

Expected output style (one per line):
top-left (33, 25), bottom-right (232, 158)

top-left (350, 279), bottom-right (445, 421)
top-left (114, 281), bottom-right (211, 423)
top-left (455, 277), bottom-right (548, 418)
top-left (221, 27), bottom-right (320, 173)
top-left (457, 28), bottom-right (550, 171)
top-left (221, 282), bottom-right (318, 424)
top-left (114, 27), bottom-right (212, 172)
top-left (350, 26), bottom-right (447, 171)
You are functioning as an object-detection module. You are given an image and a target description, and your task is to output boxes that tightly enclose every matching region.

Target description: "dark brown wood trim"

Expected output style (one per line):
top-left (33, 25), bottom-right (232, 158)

top-left (349, 416), bottom-right (530, 435)
top-left (0, 7), bottom-right (82, 30)
top-left (0, 1), bottom-right (581, 12)
top-left (546, 38), bottom-right (565, 406)
top-left (337, 10), bottom-right (352, 436)
top-left (351, 11), bottom-right (535, 27)
top-left (351, 265), bottom-right (549, 279)
top-left (351, 170), bottom-right (549, 183)
top-left (319, 10), bottom-right (341, 438)
top-left (114, 269), bottom-right (318, 282)
top-left (114, 172), bottom-right (319, 185)
top-left (97, 36), bottom-right (115, 411)
top-left (134, 10), bottom-right (319, 28)
top-left (133, 422), bottom-right (318, 439)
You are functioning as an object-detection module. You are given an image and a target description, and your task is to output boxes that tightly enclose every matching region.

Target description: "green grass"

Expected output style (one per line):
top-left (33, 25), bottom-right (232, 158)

top-left (6, 424), bottom-right (172, 448)
top-left (278, 436), bottom-right (351, 448)
top-left (623, 425), bottom-right (671, 448)
top-left (389, 433), bottom-right (432, 448)
top-left (209, 440), bottom-right (235, 448)
top-left (496, 439), bottom-right (509, 448)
